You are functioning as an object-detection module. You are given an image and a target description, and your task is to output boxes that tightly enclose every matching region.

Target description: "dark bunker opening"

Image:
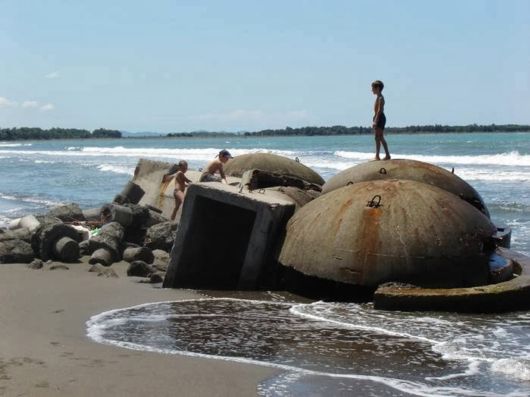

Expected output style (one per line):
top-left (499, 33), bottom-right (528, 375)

top-left (176, 196), bottom-right (257, 289)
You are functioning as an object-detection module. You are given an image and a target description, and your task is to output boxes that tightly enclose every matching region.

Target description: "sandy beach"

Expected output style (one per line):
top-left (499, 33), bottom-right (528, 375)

top-left (0, 259), bottom-right (277, 396)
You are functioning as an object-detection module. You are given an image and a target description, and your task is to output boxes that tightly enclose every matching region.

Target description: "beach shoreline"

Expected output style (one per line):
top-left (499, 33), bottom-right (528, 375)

top-left (0, 258), bottom-right (278, 396)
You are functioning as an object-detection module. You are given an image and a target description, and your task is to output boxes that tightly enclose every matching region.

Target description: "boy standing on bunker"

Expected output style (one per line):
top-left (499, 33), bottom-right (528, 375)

top-left (170, 160), bottom-right (191, 221)
top-left (372, 80), bottom-right (391, 160)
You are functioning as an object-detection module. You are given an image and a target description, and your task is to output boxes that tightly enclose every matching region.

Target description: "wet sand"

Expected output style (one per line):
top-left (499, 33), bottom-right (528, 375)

top-left (0, 258), bottom-right (277, 396)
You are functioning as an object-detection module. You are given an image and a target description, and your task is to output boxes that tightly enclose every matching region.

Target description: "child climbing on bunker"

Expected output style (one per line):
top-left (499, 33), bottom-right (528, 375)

top-left (199, 149), bottom-right (232, 184)
top-left (167, 160), bottom-right (191, 221)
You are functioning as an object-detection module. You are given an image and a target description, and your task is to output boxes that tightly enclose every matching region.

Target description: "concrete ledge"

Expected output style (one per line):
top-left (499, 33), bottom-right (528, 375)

top-left (374, 248), bottom-right (530, 313)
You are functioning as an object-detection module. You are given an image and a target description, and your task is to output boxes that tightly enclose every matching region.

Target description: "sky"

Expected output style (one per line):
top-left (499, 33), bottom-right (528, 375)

top-left (0, 0), bottom-right (529, 132)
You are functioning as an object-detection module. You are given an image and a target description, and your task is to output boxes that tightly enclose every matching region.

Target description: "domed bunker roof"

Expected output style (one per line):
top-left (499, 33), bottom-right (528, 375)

top-left (279, 179), bottom-right (496, 289)
top-left (322, 159), bottom-right (489, 217)
top-left (224, 153), bottom-right (325, 186)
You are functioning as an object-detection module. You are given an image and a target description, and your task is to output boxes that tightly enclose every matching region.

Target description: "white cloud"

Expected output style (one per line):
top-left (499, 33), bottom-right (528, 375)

top-left (0, 96), bottom-right (18, 108)
top-left (45, 71), bottom-right (60, 79)
top-left (40, 103), bottom-right (55, 111)
top-left (22, 100), bottom-right (39, 108)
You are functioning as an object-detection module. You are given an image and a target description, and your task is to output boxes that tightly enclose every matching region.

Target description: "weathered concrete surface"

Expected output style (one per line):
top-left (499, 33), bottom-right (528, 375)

top-left (265, 186), bottom-right (320, 211)
top-left (224, 153), bottom-right (325, 186)
top-left (322, 159), bottom-right (489, 217)
top-left (279, 179), bottom-right (496, 289)
top-left (163, 182), bottom-right (295, 290)
top-left (374, 248), bottom-right (530, 312)
top-left (240, 169), bottom-right (322, 192)
top-left (132, 158), bottom-right (240, 220)
top-left (113, 181), bottom-right (145, 205)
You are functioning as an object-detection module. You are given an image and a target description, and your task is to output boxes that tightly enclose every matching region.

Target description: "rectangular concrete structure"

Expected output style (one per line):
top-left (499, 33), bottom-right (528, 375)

top-left (163, 183), bottom-right (295, 290)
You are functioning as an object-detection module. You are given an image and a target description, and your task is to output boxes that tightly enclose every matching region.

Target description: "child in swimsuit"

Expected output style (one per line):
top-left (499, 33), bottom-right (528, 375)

top-left (199, 149), bottom-right (232, 183)
top-left (170, 160), bottom-right (191, 220)
top-left (372, 80), bottom-right (391, 160)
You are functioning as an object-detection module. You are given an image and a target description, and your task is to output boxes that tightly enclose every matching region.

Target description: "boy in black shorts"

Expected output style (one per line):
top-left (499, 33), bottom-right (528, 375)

top-left (372, 80), bottom-right (391, 160)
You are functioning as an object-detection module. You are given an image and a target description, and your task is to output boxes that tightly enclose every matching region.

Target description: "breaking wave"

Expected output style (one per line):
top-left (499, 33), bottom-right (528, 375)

top-left (335, 150), bottom-right (530, 167)
top-left (96, 164), bottom-right (135, 175)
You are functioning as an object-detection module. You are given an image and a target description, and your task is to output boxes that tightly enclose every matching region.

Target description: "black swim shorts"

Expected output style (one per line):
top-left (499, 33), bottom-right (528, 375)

top-left (373, 113), bottom-right (386, 130)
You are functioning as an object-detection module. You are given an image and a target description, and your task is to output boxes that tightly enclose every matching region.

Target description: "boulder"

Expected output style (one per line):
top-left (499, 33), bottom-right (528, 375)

top-left (0, 239), bottom-right (35, 263)
top-left (139, 272), bottom-right (164, 283)
top-left (127, 260), bottom-right (154, 277)
top-left (82, 207), bottom-right (103, 221)
top-left (27, 258), bottom-right (44, 269)
top-left (89, 264), bottom-right (119, 278)
top-left (47, 203), bottom-right (86, 222)
top-left (0, 227), bottom-right (32, 242)
top-left (19, 215), bottom-right (41, 233)
top-left (152, 249), bottom-right (170, 272)
top-left (144, 221), bottom-right (177, 251)
top-left (89, 248), bottom-right (113, 267)
top-left (49, 264), bottom-right (70, 271)
top-left (122, 246), bottom-right (154, 264)
top-left (79, 240), bottom-right (90, 256)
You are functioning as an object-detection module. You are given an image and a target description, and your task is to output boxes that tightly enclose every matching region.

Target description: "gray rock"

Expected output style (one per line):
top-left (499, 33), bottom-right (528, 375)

top-left (0, 227), bottom-right (31, 242)
top-left (49, 264), bottom-right (70, 271)
top-left (79, 240), bottom-right (90, 256)
top-left (122, 246), bottom-right (154, 264)
top-left (27, 258), bottom-right (44, 269)
top-left (127, 260), bottom-right (154, 277)
top-left (0, 239), bottom-right (35, 263)
top-left (152, 249), bottom-right (170, 272)
top-left (88, 264), bottom-right (119, 278)
top-left (149, 272), bottom-right (164, 283)
top-left (88, 248), bottom-right (113, 267)
top-left (47, 203), bottom-right (86, 222)
top-left (144, 221), bottom-right (177, 251)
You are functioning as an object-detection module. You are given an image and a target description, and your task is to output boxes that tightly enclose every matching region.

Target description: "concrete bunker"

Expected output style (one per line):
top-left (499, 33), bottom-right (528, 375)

top-left (163, 183), bottom-right (295, 290)
top-left (279, 179), bottom-right (497, 290)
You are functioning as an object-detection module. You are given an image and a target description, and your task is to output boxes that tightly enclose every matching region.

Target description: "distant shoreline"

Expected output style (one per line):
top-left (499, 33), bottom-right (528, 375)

top-left (1, 125), bottom-right (529, 141)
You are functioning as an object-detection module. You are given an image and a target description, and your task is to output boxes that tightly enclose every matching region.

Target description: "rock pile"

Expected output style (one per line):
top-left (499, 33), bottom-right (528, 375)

top-left (1, 194), bottom-right (176, 284)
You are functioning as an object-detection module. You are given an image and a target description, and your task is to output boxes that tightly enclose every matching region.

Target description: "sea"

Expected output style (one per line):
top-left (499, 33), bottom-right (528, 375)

top-left (2, 132), bottom-right (530, 396)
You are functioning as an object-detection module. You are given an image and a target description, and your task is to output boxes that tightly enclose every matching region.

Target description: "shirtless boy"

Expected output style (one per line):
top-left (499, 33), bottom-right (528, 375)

top-left (372, 80), bottom-right (391, 160)
top-left (170, 160), bottom-right (191, 220)
top-left (199, 149), bottom-right (232, 184)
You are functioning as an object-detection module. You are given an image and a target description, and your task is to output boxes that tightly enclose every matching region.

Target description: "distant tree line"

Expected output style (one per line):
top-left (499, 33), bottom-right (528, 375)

top-left (245, 124), bottom-right (530, 137)
top-left (165, 124), bottom-right (530, 138)
top-left (0, 127), bottom-right (122, 141)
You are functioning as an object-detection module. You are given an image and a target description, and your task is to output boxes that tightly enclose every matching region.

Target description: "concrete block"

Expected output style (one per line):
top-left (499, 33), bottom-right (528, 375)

top-left (163, 182), bottom-right (295, 290)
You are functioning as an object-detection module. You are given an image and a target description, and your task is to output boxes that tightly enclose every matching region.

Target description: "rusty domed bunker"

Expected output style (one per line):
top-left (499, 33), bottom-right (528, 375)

top-left (279, 179), bottom-right (496, 289)
top-left (323, 159), bottom-right (490, 217)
